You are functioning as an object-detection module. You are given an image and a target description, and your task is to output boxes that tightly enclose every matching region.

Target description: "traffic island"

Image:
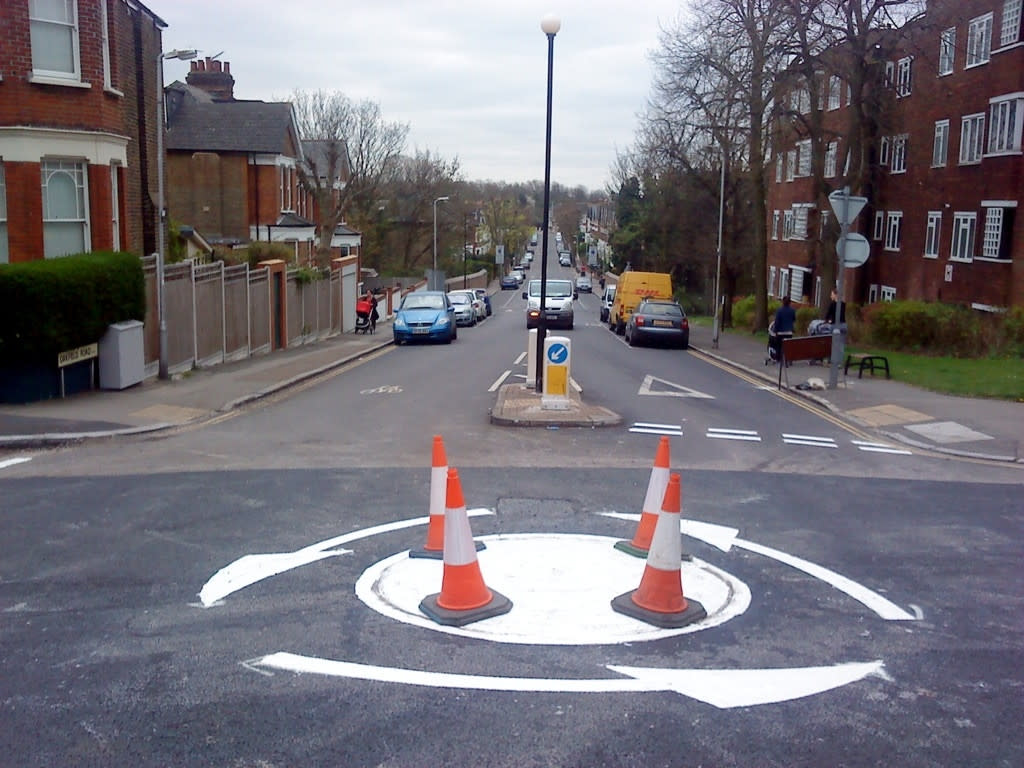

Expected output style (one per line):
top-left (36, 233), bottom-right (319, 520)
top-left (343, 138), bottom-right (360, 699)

top-left (489, 382), bottom-right (621, 428)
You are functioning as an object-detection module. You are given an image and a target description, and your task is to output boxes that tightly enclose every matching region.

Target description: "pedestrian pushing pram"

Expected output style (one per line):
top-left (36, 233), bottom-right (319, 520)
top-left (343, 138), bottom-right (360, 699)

top-left (355, 298), bottom-right (373, 334)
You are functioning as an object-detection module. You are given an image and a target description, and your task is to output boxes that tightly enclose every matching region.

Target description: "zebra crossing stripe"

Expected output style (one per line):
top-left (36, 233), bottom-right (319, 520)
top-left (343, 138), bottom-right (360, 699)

top-left (782, 433), bottom-right (838, 448)
top-left (707, 428), bottom-right (761, 442)
top-left (629, 422), bottom-right (683, 436)
top-left (852, 440), bottom-right (913, 455)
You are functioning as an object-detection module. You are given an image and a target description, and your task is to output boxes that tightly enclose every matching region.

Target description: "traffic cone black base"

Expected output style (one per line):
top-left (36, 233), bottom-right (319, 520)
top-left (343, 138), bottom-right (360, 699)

top-left (611, 591), bottom-right (706, 629)
top-left (419, 588), bottom-right (512, 627)
top-left (409, 539), bottom-right (485, 560)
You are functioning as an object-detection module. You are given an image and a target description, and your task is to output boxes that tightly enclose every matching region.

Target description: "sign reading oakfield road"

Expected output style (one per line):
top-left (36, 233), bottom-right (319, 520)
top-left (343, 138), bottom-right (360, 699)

top-left (828, 189), bottom-right (868, 226)
top-left (57, 343), bottom-right (98, 368)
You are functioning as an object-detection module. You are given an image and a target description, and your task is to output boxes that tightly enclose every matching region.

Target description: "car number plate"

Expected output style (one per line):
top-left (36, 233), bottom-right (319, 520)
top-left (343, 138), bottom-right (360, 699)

top-left (653, 320), bottom-right (673, 327)
top-left (413, 327), bottom-right (429, 334)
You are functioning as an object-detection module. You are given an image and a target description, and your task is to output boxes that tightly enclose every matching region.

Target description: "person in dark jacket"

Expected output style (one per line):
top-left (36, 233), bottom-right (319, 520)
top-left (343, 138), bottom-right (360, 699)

top-left (824, 289), bottom-right (845, 325)
top-left (772, 296), bottom-right (796, 363)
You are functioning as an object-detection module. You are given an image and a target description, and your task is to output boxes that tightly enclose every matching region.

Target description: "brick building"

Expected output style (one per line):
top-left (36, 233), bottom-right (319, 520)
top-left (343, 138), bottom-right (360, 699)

top-left (767, 0), bottom-right (1022, 312)
top-left (163, 58), bottom-right (317, 261)
top-left (0, 0), bottom-right (166, 263)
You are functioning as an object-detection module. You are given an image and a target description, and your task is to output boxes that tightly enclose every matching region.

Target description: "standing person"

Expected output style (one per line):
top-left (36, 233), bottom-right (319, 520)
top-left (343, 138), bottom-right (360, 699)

top-left (824, 289), bottom-right (845, 325)
top-left (773, 296), bottom-right (796, 364)
top-left (368, 292), bottom-right (380, 333)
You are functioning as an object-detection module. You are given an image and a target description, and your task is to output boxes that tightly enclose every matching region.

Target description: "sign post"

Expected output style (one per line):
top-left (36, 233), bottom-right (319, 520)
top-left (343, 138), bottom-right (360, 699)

top-left (827, 188), bottom-right (868, 389)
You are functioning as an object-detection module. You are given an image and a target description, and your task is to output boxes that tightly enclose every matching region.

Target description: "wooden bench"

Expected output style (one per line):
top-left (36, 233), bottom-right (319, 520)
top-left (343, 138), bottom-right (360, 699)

top-left (778, 335), bottom-right (833, 389)
top-left (844, 353), bottom-right (890, 379)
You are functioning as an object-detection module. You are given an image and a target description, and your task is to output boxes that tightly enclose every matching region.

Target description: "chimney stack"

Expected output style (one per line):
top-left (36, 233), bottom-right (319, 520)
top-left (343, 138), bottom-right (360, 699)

top-left (186, 57), bottom-right (235, 101)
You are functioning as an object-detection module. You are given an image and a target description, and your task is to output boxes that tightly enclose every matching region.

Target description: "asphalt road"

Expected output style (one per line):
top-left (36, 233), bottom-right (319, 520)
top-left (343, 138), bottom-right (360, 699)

top-left (1, 268), bottom-right (1021, 766)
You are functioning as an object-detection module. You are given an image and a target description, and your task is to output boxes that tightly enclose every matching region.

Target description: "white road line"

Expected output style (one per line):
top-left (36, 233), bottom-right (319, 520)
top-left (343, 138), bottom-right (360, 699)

top-left (853, 441), bottom-right (913, 455)
top-left (707, 428), bottom-right (761, 442)
top-left (782, 433), bottom-right (837, 448)
top-left (0, 457), bottom-right (32, 470)
top-left (514, 351), bottom-right (526, 365)
top-left (488, 370), bottom-right (512, 392)
top-left (629, 426), bottom-right (683, 436)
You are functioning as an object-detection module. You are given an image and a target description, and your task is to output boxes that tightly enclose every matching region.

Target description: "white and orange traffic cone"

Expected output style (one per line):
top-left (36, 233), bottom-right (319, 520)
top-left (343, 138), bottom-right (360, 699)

top-left (611, 473), bottom-right (706, 628)
top-left (419, 468), bottom-right (512, 627)
top-left (615, 436), bottom-right (671, 558)
top-left (410, 435), bottom-right (483, 559)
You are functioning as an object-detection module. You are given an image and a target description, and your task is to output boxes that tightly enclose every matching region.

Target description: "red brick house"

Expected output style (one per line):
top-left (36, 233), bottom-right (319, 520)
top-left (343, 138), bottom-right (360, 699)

top-left (163, 59), bottom-right (318, 261)
top-left (0, 0), bottom-right (166, 263)
top-left (767, 0), bottom-right (1023, 312)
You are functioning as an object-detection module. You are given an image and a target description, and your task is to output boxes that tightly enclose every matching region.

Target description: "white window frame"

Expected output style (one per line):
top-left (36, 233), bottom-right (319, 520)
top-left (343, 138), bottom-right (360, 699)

top-left (796, 139), bottom-right (811, 177)
top-left (776, 153), bottom-right (783, 183)
top-left (939, 28), bottom-right (956, 75)
top-left (768, 265), bottom-right (777, 298)
top-left (896, 57), bottom-right (912, 97)
top-left (987, 94), bottom-right (1024, 155)
top-left (785, 150), bottom-right (795, 181)
top-left (820, 210), bottom-right (831, 238)
top-left (772, 211), bottom-right (780, 240)
top-left (783, 210), bottom-right (794, 240)
top-left (110, 164), bottom-right (121, 251)
top-left (791, 205), bottom-right (811, 241)
top-left (881, 285), bottom-right (897, 302)
top-left (951, 212), bottom-right (977, 262)
top-left (29, 0), bottom-right (83, 84)
top-left (966, 13), bottom-right (993, 67)
top-left (933, 120), bottom-right (949, 167)
top-left (960, 113), bottom-right (985, 164)
top-left (924, 212), bottom-right (941, 258)
top-left (879, 136), bottom-right (890, 166)
top-left (980, 201), bottom-right (1017, 260)
top-left (873, 211), bottom-right (885, 240)
top-left (827, 76), bottom-right (841, 110)
top-left (869, 284), bottom-right (879, 303)
top-left (41, 158), bottom-right (90, 259)
top-left (824, 141), bottom-right (838, 177)
top-left (884, 211), bottom-right (903, 251)
top-left (891, 135), bottom-right (908, 173)
top-left (780, 270), bottom-right (790, 300)
top-left (0, 162), bottom-right (8, 264)
top-left (884, 61), bottom-right (895, 88)
top-left (1002, 0), bottom-right (1022, 47)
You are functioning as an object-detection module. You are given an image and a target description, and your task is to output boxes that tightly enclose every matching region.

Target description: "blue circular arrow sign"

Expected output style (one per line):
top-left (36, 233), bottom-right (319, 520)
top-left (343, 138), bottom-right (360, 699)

top-left (547, 343), bottom-right (568, 364)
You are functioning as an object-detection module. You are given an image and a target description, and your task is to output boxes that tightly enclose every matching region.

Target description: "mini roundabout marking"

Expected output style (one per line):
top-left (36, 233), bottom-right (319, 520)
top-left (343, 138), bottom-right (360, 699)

top-left (202, 509), bottom-right (913, 708)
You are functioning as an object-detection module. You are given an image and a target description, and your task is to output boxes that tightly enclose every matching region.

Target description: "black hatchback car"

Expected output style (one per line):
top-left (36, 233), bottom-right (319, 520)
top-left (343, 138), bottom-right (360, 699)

top-left (624, 299), bottom-right (689, 349)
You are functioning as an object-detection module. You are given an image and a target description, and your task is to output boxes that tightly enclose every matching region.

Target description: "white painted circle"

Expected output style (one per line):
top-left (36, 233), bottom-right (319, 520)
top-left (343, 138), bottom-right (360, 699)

top-left (355, 533), bottom-right (750, 645)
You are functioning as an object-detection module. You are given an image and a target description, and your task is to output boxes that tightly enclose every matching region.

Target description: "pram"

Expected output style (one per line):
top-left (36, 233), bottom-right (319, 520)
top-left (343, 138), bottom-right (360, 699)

top-left (765, 320), bottom-right (789, 365)
top-left (355, 298), bottom-right (373, 334)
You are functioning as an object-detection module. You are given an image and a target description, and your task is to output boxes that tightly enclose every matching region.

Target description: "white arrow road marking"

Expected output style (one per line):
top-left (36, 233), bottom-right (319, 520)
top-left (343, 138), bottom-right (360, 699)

top-left (0, 457), bottom-right (32, 470)
top-left (255, 652), bottom-right (886, 708)
top-left (600, 513), bottom-right (738, 552)
top-left (783, 433), bottom-right (838, 448)
top-left (852, 440), bottom-right (913, 455)
top-left (629, 422), bottom-right (683, 436)
top-left (732, 538), bottom-right (918, 621)
top-left (199, 510), bottom-right (495, 606)
top-left (707, 428), bottom-right (761, 442)
top-left (638, 375), bottom-right (714, 399)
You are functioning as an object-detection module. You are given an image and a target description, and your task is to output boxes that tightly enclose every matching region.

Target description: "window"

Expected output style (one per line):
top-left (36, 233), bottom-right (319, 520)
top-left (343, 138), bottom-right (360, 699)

top-left (100, 0), bottom-right (115, 92)
top-left (873, 211), bottom-right (885, 240)
top-left (869, 284), bottom-right (879, 303)
top-left (960, 113), bottom-right (985, 163)
top-left (885, 212), bottom-right (903, 251)
top-left (780, 270), bottom-right (790, 300)
top-left (884, 61), bottom-right (895, 87)
top-left (924, 212), bottom-right (941, 258)
top-left (768, 266), bottom-right (777, 298)
top-left (933, 120), bottom-right (949, 166)
top-left (981, 203), bottom-right (1016, 260)
top-left (951, 212), bottom-right (977, 261)
top-left (820, 211), bottom-right (831, 238)
top-left (785, 150), bottom-right (795, 181)
top-left (891, 135), bottom-right (908, 173)
top-left (789, 267), bottom-right (806, 301)
top-left (783, 210), bottom-right (794, 240)
top-left (881, 285), bottom-right (897, 302)
top-left (939, 28), bottom-right (956, 75)
top-left (796, 139), bottom-right (811, 177)
top-left (896, 57), bottom-right (912, 97)
top-left (29, 0), bottom-right (80, 82)
top-left (824, 141), bottom-right (838, 177)
top-left (0, 163), bottom-right (7, 264)
top-left (1001, 0), bottom-right (1021, 47)
top-left (988, 95), bottom-right (1024, 154)
top-left (41, 159), bottom-right (89, 258)
top-left (791, 205), bottom-right (810, 240)
top-left (879, 136), bottom-right (890, 166)
top-left (776, 153), bottom-right (783, 183)
top-left (967, 13), bottom-right (993, 67)
top-left (828, 76), bottom-right (841, 110)
top-left (110, 164), bottom-right (121, 251)
top-left (772, 211), bottom-right (780, 240)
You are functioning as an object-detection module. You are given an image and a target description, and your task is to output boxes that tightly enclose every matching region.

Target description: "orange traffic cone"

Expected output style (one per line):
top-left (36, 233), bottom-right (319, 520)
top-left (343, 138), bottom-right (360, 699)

top-left (410, 436), bottom-right (484, 559)
top-left (419, 468), bottom-right (512, 626)
top-left (615, 436), bottom-right (671, 558)
top-left (611, 473), bottom-right (706, 628)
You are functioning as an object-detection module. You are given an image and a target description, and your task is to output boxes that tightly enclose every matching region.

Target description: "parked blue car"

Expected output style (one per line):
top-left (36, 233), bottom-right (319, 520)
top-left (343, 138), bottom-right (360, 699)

top-left (392, 291), bottom-right (457, 344)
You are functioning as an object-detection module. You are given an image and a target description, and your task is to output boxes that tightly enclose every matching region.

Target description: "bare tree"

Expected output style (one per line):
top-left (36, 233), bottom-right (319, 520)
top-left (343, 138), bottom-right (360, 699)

top-left (291, 90), bottom-right (409, 267)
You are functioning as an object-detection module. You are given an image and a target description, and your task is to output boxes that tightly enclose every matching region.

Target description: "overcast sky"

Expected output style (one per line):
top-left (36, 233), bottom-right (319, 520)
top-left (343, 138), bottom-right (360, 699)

top-left (159, 0), bottom-right (685, 194)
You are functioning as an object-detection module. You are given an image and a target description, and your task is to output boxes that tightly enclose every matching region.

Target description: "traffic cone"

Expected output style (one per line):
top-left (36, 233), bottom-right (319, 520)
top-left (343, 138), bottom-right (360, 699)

top-left (410, 435), bottom-right (483, 559)
top-left (615, 436), bottom-right (671, 558)
top-left (611, 473), bottom-right (706, 628)
top-left (419, 468), bottom-right (512, 627)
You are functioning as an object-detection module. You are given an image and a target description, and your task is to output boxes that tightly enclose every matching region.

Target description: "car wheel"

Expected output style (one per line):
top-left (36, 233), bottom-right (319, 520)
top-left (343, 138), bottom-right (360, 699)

top-left (616, 319), bottom-right (625, 336)
top-left (567, 319), bottom-right (574, 330)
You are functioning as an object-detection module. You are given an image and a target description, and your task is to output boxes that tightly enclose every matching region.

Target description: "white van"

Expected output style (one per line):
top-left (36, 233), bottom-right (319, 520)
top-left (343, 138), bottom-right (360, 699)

top-left (523, 279), bottom-right (575, 330)
top-left (600, 285), bottom-right (616, 323)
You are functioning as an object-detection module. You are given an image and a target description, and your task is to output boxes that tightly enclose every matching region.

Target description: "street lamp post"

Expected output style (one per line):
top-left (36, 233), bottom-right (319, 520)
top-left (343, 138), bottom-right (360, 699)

top-left (463, 213), bottom-right (469, 288)
top-left (712, 143), bottom-right (726, 349)
top-left (155, 47), bottom-right (198, 379)
top-left (535, 14), bottom-right (560, 392)
top-left (432, 196), bottom-right (449, 291)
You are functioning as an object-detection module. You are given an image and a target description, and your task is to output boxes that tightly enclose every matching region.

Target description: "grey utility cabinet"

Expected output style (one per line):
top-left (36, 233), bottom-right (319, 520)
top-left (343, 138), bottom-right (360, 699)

top-left (99, 320), bottom-right (145, 390)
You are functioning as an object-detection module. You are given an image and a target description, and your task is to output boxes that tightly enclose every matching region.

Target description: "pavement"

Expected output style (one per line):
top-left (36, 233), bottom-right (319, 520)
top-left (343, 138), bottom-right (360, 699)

top-left (1, 308), bottom-right (1021, 464)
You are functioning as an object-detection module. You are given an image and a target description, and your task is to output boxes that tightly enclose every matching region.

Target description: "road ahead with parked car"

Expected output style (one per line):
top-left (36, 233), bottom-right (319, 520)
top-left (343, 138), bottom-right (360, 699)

top-left (2, 246), bottom-right (1019, 767)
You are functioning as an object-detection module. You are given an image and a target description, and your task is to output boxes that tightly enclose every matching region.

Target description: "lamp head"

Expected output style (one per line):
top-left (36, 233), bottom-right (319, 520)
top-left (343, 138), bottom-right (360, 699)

top-left (163, 49), bottom-right (198, 61)
top-left (541, 15), bottom-right (561, 36)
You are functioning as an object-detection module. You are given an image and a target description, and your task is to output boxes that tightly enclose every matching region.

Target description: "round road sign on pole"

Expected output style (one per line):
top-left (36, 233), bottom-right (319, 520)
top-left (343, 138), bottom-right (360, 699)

top-left (841, 233), bottom-right (870, 267)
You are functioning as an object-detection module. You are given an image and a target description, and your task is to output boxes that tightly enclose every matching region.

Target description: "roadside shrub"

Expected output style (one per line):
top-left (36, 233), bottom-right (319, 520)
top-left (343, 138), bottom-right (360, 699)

top-left (795, 306), bottom-right (817, 335)
top-left (866, 300), bottom-right (986, 357)
top-left (731, 295), bottom-right (757, 329)
top-left (0, 251), bottom-right (145, 366)
top-left (1004, 307), bottom-right (1024, 356)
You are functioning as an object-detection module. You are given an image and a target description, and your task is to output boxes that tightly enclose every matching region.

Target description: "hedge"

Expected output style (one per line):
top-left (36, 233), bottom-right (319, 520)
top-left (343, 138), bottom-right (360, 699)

top-left (0, 251), bottom-right (145, 366)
